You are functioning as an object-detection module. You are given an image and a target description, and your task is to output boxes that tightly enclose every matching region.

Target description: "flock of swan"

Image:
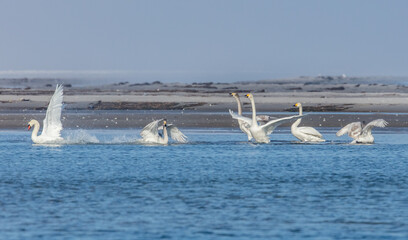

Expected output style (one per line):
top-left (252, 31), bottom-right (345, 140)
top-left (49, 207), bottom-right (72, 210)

top-left (229, 93), bottom-right (388, 144)
top-left (27, 85), bottom-right (388, 145)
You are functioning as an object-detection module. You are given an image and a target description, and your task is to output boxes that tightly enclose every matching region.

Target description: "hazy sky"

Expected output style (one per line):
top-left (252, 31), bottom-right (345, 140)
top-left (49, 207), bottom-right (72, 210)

top-left (0, 0), bottom-right (407, 82)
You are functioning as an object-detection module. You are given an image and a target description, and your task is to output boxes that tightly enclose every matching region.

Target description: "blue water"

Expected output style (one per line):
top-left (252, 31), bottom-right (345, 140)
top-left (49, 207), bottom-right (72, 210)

top-left (0, 128), bottom-right (407, 239)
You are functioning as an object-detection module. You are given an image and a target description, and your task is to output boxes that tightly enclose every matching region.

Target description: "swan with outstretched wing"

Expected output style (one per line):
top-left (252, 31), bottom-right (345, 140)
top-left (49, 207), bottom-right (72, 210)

top-left (229, 93), bottom-right (302, 143)
top-left (27, 84), bottom-right (64, 144)
top-left (336, 119), bottom-right (387, 143)
top-left (140, 119), bottom-right (187, 144)
top-left (229, 92), bottom-right (275, 141)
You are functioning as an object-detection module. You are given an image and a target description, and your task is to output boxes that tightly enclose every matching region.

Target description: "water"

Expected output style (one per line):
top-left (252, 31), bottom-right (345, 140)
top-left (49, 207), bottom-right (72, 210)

top-left (0, 128), bottom-right (407, 239)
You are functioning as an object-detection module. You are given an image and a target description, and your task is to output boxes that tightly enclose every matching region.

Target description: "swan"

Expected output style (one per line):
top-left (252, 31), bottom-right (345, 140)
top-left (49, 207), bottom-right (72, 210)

top-left (291, 102), bottom-right (325, 142)
top-left (229, 93), bottom-right (275, 141)
top-left (230, 92), bottom-right (252, 140)
top-left (27, 84), bottom-right (64, 144)
top-left (230, 92), bottom-right (272, 140)
top-left (140, 119), bottom-right (187, 144)
top-left (229, 93), bottom-right (302, 143)
top-left (336, 119), bottom-right (388, 144)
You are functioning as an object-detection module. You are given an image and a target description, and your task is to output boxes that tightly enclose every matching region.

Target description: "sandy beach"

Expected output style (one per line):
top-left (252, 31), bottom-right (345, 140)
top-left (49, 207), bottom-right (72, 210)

top-left (1, 76), bottom-right (407, 129)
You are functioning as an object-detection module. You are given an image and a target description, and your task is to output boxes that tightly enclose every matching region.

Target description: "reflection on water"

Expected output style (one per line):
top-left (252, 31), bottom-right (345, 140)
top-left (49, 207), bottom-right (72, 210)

top-left (0, 128), bottom-right (407, 239)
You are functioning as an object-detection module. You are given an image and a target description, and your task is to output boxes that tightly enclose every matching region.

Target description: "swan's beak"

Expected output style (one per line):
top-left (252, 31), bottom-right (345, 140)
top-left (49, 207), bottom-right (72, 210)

top-left (27, 124), bottom-right (31, 131)
top-left (294, 103), bottom-right (299, 107)
top-left (163, 120), bottom-right (167, 126)
top-left (245, 94), bottom-right (250, 98)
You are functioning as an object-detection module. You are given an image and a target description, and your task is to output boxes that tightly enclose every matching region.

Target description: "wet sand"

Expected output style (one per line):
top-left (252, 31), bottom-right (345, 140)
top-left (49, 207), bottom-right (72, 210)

top-left (1, 76), bottom-right (407, 129)
top-left (1, 110), bottom-right (407, 130)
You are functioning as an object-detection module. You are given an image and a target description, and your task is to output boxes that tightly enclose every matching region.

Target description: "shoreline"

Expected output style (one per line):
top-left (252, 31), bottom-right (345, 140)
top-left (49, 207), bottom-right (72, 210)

top-left (1, 110), bottom-right (406, 129)
top-left (1, 76), bottom-right (408, 129)
top-left (1, 91), bottom-right (408, 112)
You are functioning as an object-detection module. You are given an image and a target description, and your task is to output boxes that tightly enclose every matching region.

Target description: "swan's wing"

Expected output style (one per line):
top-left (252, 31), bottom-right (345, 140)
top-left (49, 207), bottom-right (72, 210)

top-left (362, 119), bottom-right (388, 133)
top-left (167, 124), bottom-right (188, 143)
top-left (261, 115), bottom-right (303, 135)
top-left (298, 126), bottom-right (323, 138)
top-left (41, 84), bottom-right (63, 138)
top-left (240, 121), bottom-right (251, 131)
top-left (140, 119), bottom-right (163, 140)
top-left (229, 109), bottom-right (252, 126)
top-left (336, 122), bottom-right (362, 138)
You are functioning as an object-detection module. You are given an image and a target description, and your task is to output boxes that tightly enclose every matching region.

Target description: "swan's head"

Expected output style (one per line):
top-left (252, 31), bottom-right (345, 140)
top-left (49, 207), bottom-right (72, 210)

top-left (229, 92), bottom-right (238, 97)
top-left (27, 119), bottom-right (35, 131)
top-left (163, 119), bottom-right (167, 127)
top-left (293, 102), bottom-right (302, 108)
top-left (245, 93), bottom-right (253, 99)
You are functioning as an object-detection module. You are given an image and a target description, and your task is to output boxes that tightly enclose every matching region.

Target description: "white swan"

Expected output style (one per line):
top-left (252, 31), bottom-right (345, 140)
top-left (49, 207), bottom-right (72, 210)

top-left (27, 84), bottom-right (64, 144)
top-left (229, 92), bottom-right (252, 140)
top-left (140, 119), bottom-right (187, 144)
top-left (291, 102), bottom-right (325, 142)
top-left (229, 93), bottom-right (275, 141)
top-left (229, 93), bottom-right (302, 143)
top-left (336, 119), bottom-right (388, 144)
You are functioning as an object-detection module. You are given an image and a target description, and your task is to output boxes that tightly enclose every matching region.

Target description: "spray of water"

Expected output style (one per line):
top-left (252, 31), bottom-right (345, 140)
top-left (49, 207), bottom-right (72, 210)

top-left (63, 129), bottom-right (100, 144)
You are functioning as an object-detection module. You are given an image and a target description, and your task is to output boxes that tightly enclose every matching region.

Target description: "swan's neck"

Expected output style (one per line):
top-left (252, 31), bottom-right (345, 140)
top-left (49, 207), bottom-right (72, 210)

top-left (162, 125), bottom-right (169, 144)
top-left (298, 105), bottom-right (303, 116)
top-left (291, 118), bottom-right (301, 130)
top-left (292, 105), bottom-right (303, 130)
top-left (31, 120), bottom-right (41, 142)
top-left (234, 96), bottom-right (243, 115)
top-left (250, 97), bottom-right (257, 126)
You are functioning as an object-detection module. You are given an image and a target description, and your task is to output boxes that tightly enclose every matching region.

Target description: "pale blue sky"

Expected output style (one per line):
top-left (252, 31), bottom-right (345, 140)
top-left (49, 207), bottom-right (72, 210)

top-left (0, 0), bottom-right (407, 82)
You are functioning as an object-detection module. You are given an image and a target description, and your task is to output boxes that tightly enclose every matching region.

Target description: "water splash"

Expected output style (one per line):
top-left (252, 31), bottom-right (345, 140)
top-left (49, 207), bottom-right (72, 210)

top-left (63, 129), bottom-right (100, 144)
top-left (110, 135), bottom-right (138, 144)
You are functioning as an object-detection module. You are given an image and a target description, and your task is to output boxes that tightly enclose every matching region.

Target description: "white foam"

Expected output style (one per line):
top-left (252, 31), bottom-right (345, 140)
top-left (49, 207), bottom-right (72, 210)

top-left (110, 136), bottom-right (138, 144)
top-left (63, 130), bottom-right (100, 144)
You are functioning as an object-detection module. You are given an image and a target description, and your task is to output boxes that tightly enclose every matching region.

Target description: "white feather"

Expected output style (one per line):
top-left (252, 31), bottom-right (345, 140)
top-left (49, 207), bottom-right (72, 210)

top-left (297, 126), bottom-right (323, 138)
top-left (167, 124), bottom-right (188, 143)
top-left (140, 119), bottom-right (187, 144)
top-left (229, 109), bottom-right (253, 126)
top-left (336, 122), bottom-right (362, 139)
top-left (362, 119), bottom-right (388, 133)
top-left (140, 119), bottom-right (163, 143)
top-left (336, 119), bottom-right (388, 144)
top-left (261, 115), bottom-right (303, 135)
top-left (41, 84), bottom-right (63, 138)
